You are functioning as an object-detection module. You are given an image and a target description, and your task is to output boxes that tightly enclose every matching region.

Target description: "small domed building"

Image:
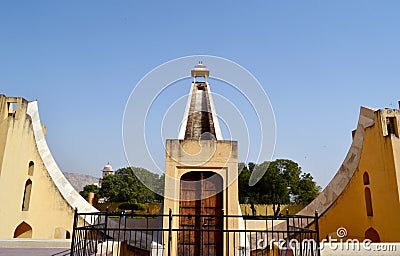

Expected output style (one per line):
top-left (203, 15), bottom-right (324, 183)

top-left (98, 162), bottom-right (113, 187)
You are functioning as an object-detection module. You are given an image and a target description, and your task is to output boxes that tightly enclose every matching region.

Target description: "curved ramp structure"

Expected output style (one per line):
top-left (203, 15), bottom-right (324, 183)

top-left (0, 95), bottom-right (97, 239)
top-left (27, 101), bottom-right (98, 216)
top-left (298, 106), bottom-right (376, 217)
top-left (273, 106), bottom-right (400, 242)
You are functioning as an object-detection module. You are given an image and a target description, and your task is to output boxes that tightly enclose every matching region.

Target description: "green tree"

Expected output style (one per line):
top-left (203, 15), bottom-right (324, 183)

top-left (253, 161), bottom-right (291, 215)
top-left (238, 163), bottom-right (251, 203)
top-left (79, 184), bottom-right (100, 201)
top-left (248, 162), bottom-right (256, 172)
top-left (238, 159), bottom-right (321, 215)
top-left (118, 201), bottom-right (147, 211)
top-left (294, 173), bottom-right (321, 205)
top-left (98, 167), bottom-right (163, 203)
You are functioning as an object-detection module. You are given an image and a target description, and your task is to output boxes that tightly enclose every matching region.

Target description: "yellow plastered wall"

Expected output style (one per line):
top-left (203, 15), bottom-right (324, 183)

top-left (163, 139), bottom-right (239, 256)
top-left (318, 109), bottom-right (400, 242)
top-left (0, 95), bottom-right (79, 238)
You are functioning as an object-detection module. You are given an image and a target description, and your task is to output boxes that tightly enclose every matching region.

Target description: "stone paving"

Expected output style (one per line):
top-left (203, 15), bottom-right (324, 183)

top-left (0, 243), bottom-right (399, 255)
top-left (0, 248), bottom-right (68, 256)
top-left (321, 243), bottom-right (399, 256)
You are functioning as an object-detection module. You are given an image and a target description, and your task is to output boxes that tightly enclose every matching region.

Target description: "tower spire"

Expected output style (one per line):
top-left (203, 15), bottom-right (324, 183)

top-left (178, 62), bottom-right (222, 140)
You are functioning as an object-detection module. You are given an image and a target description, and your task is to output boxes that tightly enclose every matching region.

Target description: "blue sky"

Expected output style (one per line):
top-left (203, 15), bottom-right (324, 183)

top-left (1, 1), bottom-right (399, 188)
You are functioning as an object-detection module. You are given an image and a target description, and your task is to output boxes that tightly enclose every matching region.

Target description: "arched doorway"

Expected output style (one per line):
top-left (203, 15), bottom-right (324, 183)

top-left (14, 221), bottom-right (32, 238)
top-left (179, 171), bottom-right (223, 256)
top-left (365, 227), bottom-right (380, 242)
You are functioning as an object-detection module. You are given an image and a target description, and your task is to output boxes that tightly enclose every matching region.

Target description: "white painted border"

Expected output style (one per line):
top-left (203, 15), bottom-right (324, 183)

top-left (296, 106), bottom-right (377, 217)
top-left (178, 83), bottom-right (195, 140)
top-left (206, 82), bottom-right (223, 140)
top-left (27, 101), bottom-right (98, 224)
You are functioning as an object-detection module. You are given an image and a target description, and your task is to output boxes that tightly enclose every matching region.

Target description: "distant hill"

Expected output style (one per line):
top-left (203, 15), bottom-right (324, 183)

top-left (63, 172), bottom-right (99, 192)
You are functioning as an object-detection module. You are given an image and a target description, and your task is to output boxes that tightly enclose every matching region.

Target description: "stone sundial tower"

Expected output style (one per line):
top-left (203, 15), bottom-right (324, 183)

top-left (163, 62), bottom-right (240, 255)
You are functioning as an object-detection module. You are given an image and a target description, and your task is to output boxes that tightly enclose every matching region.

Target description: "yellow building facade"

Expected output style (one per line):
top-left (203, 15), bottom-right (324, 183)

top-left (162, 63), bottom-right (241, 255)
top-left (162, 63), bottom-right (400, 247)
top-left (2, 89), bottom-right (399, 246)
top-left (0, 95), bottom-right (97, 239)
top-left (296, 106), bottom-right (400, 242)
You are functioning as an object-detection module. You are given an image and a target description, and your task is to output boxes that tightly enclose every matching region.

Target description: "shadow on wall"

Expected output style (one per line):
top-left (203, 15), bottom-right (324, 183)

top-left (240, 204), bottom-right (306, 216)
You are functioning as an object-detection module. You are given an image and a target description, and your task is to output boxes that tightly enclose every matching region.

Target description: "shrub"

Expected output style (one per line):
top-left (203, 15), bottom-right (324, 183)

top-left (118, 202), bottom-right (146, 211)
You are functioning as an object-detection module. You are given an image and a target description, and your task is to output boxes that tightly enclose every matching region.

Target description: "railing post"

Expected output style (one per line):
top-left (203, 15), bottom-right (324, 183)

top-left (70, 208), bottom-right (78, 256)
top-left (315, 210), bottom-right (320, 256)
top-left (168, 208), bottom-right (172, 256)
top-left (104, 208), bottom-right (108, 241)
top-left (286, 214), bottom-right (290, 254)
top-left (221, 209), bottom-right (224, 256)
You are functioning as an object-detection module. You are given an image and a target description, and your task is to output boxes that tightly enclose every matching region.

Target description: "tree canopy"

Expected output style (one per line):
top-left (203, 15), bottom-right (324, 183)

top-left (93, 160), bottom-right (319, 212)
top-left (238, 159), bottom-right (321, 215)
top-left (79, 184), bottom-right (100, 200)
top-left (98, 167), bottom-right (164, 203)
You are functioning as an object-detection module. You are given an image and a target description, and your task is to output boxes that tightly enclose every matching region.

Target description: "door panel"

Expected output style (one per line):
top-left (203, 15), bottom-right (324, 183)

top-left (179, 172), bottom-right (223, 256)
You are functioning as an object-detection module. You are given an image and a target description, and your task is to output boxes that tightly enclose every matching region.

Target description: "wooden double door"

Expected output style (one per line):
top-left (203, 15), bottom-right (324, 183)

top-left (178, 172), bottom-right (223, 256)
